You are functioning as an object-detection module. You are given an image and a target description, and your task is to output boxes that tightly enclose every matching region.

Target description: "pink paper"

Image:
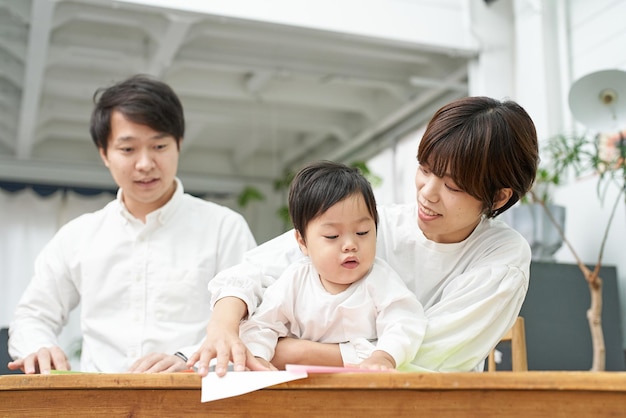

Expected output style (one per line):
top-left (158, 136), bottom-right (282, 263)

top-left (285, 364), bottom-right (392, 373)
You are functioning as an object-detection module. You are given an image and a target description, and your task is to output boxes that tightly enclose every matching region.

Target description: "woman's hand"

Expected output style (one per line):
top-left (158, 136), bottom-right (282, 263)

top-left (272, 337), bottom-right (343, 369)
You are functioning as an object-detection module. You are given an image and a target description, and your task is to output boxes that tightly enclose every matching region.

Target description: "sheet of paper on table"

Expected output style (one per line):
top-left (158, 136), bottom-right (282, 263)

top-left (201, 364), bottom-right (389, 402)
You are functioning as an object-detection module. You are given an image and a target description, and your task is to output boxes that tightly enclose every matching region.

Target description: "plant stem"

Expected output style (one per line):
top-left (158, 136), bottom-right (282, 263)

top-left (529, 189), bottom-right (616, 371)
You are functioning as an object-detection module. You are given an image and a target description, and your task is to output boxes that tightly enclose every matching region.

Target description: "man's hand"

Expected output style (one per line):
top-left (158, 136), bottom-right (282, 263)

top-left (187, 296), bottom-right (270, 377)
top-left (128, 352), bottom-right (191, 373)
top-left (7, 346), bottom-right (70, 374)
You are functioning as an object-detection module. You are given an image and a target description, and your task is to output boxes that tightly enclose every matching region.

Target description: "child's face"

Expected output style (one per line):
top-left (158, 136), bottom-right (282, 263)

top-left (296, 193), bottom-right (377, 294)
top-left (414, 163), bottom-right (484, 243)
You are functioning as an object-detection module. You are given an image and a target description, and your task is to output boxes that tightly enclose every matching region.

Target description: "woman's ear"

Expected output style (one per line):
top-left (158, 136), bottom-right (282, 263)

top-left (294, 230), bottom-right (309, 256)
top-left (492, 188), bottom-right (513, 211)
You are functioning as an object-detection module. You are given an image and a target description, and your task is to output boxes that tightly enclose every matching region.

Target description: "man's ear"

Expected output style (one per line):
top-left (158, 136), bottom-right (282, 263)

top-left (493, 188), bottom-right (513, 211)
top-left (294, 230), bottom-right (308, 256)
top-left (98, 147), bottom-right (109, 167)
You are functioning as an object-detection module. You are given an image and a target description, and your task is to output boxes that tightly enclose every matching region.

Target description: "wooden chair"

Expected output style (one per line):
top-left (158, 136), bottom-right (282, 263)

top-left (487, 316), bottom-right (528, 372)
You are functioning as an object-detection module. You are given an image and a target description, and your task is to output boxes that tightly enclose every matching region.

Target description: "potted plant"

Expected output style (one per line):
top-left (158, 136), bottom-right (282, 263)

top-left (532, 130), bottom-right (626, 371)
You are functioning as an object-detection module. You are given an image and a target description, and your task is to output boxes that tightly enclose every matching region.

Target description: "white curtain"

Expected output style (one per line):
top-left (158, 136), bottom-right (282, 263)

top-left (0, 188), bottom-right (62, 328)
top-left (0, 187), bottom-right (114, 365)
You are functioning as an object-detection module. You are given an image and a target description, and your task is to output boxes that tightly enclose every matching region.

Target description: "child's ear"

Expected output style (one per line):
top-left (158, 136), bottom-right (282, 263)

top-left (294, 230), bottom-right (309, 256)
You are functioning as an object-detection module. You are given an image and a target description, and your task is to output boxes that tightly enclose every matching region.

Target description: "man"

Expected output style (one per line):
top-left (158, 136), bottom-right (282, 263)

top-left (8, 74), bottom-right (256, 374)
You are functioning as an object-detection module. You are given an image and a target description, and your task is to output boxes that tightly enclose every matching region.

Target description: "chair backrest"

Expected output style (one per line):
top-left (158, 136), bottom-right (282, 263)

top-left (1, 328), bottom-right (21, 375)
top-left (487, 316), bottom-right (528, 372)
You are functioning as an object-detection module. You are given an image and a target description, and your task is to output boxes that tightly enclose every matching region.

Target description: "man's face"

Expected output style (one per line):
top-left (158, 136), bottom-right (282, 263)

top-left (99, 110), bottom-right (180, 220)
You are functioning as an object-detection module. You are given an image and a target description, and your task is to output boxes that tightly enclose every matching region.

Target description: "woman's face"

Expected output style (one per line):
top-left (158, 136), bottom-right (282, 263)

top-left (414, 164), bottom-right (484, 243)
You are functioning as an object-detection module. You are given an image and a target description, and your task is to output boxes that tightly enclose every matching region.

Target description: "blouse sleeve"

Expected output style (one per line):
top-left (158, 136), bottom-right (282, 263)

top-left (208, 229), bottom-right (304, 317)
top-left (369, 260), bottom-right (427, 368)
top-left (409, 262), bottom-right (529, 372)
top-left (239, 272), bottom-right (295, 361)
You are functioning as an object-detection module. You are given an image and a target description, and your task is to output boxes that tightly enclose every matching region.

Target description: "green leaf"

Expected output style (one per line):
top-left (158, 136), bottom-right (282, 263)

top-left (237, 186), bottom-right (265, 208)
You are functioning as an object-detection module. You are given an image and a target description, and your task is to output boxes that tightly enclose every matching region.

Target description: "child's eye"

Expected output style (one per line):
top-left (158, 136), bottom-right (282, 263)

top-left (419, 165), bottom-right (430, 175)
top-left (356, 231), bottom-right (369, 236)
top-left (323, 235), bottom-right (338, 240)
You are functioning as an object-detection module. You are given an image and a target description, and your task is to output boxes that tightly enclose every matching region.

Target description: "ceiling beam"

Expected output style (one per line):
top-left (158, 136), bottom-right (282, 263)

top-left (52, 9), bottom-right (140, 32)
top-left (322, 65), bottom-right (469, 163)
top-left (0, 37), bottom-right (26, 64)
top-left (16, 0), bottom-right (55, 159)
top-left (46, 45), bottom-right (145, 73)
top-left (0, 108), bottom-right (16, 135)
top-left (0, 0), bottom-right (30, 24)
top-left (188, 25), bottom-right (434, 66)
top-left (245, 71), bottom-right (274, 97)
top-left (173, 73), bottom-right (387, 118)
top-left (148, 15), bottom-right (196, 77)
top-left (409, 75), bottom-right (467, 92)
top-left (281, 131), bottom-right (334, 167)
top-left (0, 61), bottom-right (22, 90)
top-left (171, 52), bottom-right (434, 92)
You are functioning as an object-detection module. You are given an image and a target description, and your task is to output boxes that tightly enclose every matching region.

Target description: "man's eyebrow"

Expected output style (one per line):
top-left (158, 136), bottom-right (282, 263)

top-left (152, 132), bottom-right (171, 139)
top-left (113, 132), bottom-right (171, 142)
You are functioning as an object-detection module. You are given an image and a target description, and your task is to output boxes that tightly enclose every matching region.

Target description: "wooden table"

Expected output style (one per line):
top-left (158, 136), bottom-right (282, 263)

top-left (1, 372), bottom-right (626, 417)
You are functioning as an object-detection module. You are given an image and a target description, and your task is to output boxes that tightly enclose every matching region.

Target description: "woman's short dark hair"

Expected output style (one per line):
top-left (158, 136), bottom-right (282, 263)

top-left (89, 74), bottom-right (185, 153)
top-left (417, 96), bottom-right (539, 218)
top-left (288, 161), bottom-right (378, 240)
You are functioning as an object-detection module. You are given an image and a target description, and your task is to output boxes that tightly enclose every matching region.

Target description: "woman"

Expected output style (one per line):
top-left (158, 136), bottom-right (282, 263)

top-left (190, 96), bottom-right (539, 375)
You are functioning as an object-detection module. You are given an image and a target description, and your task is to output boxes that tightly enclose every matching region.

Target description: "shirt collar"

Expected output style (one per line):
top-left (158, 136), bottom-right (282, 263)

top-left (116, 177), bottom-right (184, 225)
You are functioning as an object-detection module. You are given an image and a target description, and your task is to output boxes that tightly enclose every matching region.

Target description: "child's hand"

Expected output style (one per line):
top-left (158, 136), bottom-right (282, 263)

top-left (254, 357), bottom-right (278, 371)
top-left (357, 350), bottom-right (396, 371)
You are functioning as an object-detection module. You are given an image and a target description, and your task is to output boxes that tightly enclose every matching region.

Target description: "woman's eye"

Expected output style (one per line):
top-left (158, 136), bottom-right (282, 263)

top-left (445, 184), bottom-right (461, 192)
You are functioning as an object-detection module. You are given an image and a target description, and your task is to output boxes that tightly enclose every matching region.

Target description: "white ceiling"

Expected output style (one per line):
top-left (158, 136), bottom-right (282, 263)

top-left (0, 0), bottom-right (474, 196)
